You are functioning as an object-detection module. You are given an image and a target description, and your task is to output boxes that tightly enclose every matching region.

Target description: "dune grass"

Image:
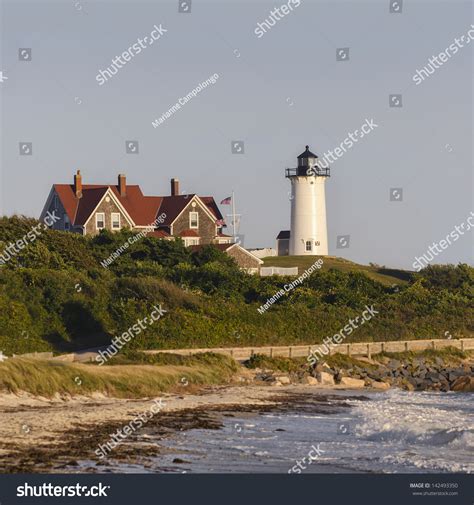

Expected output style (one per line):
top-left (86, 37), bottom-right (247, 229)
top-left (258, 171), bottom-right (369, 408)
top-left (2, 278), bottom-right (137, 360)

top-left (0, 353), bottom-right (239, 398)
top-left (372, 346), bottom-right (471, 364)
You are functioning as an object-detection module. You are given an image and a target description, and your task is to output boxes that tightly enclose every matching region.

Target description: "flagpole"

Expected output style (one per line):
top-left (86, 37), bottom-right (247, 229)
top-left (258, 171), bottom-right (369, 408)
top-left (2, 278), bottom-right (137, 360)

top-left (232, 190), bottom-right (236, 243)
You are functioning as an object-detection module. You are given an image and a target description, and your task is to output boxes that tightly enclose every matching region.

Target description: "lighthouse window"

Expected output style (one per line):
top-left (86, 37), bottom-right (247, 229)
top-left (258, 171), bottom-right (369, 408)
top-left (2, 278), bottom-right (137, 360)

top-left (305, 241), bottom-right (312, 252)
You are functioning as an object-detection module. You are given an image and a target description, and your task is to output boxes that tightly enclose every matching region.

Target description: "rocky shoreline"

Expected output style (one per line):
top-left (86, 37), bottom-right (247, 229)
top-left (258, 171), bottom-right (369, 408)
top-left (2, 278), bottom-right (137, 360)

top-left (247, 352), bottom-right (474, 392)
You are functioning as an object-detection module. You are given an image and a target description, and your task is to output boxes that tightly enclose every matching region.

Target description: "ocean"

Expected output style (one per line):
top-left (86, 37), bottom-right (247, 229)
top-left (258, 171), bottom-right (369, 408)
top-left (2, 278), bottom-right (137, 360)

top-left (157, 390), bottom-right (474, 474)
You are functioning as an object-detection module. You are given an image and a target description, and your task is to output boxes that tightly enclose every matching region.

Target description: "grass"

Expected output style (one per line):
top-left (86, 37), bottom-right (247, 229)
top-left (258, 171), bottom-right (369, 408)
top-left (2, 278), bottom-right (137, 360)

top-left (0, 352), bottom-right (239, 398)
top-left (262, 255), bottom-right (412, 286)
top-left (244, 354), bottom-right (309, 373)
top-left (372, 347), bottom-right (471, 365)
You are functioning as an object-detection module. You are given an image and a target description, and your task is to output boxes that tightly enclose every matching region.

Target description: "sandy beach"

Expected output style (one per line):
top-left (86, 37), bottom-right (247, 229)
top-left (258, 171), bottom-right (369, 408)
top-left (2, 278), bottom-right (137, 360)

top-left (0, 383), bottom-right (364, 473)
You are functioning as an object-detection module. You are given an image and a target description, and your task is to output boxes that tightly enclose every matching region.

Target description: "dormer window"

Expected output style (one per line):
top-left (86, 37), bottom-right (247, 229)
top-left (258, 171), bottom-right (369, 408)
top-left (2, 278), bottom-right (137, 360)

top-left (189, 212), bottom-right (199, 229)
top-left (96, 213), bottom-right (105, 230)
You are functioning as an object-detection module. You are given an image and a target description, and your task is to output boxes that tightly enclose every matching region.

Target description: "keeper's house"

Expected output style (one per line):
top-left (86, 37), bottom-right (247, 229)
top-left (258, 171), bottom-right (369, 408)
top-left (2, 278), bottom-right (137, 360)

top-left (40, 171), bottom-right (262, 272)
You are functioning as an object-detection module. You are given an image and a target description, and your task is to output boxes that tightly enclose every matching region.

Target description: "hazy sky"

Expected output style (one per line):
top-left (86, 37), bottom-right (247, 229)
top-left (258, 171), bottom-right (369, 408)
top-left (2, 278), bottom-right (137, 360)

top-left (1, 0), bottom-right (472, 268)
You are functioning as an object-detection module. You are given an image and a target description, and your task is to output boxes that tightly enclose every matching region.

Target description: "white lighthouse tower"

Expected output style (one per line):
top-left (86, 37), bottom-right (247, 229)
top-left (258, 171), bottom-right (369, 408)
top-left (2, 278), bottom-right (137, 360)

top-left (285, 146), bottom-right (330, 256)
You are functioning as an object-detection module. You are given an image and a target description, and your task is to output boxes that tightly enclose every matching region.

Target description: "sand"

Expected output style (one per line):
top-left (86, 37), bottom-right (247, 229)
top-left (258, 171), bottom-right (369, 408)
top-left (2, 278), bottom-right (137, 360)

top-left (0, 383), bottom-right (361, 472)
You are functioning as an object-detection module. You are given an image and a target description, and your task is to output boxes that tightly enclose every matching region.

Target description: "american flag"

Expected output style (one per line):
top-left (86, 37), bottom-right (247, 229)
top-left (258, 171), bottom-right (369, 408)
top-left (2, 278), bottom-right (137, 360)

top-left (220, 196), bottom-right (232, 205)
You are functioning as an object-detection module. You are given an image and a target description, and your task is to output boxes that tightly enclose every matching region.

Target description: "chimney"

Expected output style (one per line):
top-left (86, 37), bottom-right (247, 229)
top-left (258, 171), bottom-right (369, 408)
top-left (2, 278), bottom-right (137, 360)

top-left (74, 170), bottom-right (82, 198)
top-left (118, 174), bottom-right (126, 197)
top-left (171, 178), bottom-right (180, 196)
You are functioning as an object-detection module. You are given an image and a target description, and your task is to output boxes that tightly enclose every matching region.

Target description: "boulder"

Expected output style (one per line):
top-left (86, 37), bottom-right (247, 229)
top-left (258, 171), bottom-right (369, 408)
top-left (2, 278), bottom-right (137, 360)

top-left (370, 380), bottom-right (391, 390)
top-left (317, 371), bottom-right (335, 386)
top-left (303, 376), bottom-right (319, 385)
top-left (274, 375), bottom-right (291, 385)
top-left (339, 377), bottom-right (366, 388)
top-left (400, 379), bottom-right (415, 391)
top-left (451, 376), bottom-right (474, 392)
top-left (388, 359), bottom-right (402, 369)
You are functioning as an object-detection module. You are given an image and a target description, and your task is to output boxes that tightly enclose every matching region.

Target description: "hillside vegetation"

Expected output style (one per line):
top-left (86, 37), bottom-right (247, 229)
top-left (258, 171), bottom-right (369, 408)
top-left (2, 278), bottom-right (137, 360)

top-left (0, 215), bottom-right (473, 355)
top-left (262, 255), bottom-right (411, 286)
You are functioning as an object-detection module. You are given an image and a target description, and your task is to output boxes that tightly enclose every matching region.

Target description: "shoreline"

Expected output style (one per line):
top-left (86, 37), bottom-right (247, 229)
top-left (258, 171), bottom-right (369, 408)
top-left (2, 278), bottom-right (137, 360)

top-left (0, 384), bottom-right (370, 473)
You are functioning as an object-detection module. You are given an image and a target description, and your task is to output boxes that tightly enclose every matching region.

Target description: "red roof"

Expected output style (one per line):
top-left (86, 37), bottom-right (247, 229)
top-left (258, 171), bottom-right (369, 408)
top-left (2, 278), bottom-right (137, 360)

top-left (178, 229), bottom-right (200, 237)
top-left (52, 182), bottom-right (223, 228)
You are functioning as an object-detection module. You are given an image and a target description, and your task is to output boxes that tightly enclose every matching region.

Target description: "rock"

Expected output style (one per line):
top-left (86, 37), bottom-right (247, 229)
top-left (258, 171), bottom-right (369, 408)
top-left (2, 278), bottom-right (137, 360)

top-left (303, 376), bottom-right (319, 385)
top-left (317, 371), bottom-right (335, 386)
top-left (339, 377), bottom-right (366, 388)
top-left (401, 379), bottom-right (415, 391)
top-left (369, 380), bottom-right (391, 390)
top-left (274, 375), bottom-right (291, 385)
top-left (271, 381), bottom-right (283, 387)
top-left (451, 376), bottom-right (474, 392)
top-left (388, 359), bottom-right (402, 370)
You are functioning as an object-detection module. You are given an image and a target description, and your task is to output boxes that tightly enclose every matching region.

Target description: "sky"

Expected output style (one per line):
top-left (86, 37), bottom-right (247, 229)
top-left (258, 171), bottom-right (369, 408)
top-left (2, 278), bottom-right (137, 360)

top-left (1, 0), bottom-right (473, 269)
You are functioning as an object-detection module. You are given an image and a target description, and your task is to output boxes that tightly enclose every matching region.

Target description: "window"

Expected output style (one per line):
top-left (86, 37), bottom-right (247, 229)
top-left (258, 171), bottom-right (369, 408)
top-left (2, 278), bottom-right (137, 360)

top-left (305, 240), bottom-right (312, 252)
top-left (96, 213), bottom-right (105, 230)
top-left (111, 213), bottom-right (121, 230)
top-left (189, 212), bottom-right (199, 229)
top-left (64, 215), bottom-right (70, 231)
top-left (184, 238), bottom-right (200, 247)
top-left (53, 195), bottom-right (59, 209)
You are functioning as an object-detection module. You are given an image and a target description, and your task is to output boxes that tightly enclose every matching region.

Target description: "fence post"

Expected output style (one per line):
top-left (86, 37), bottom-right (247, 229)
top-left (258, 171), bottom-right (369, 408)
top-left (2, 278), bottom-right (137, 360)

top-left (347, 344), bottom-right (351, 357)
top-left (289, 347), bottom-right (292, 358)
top-left (404, 342), bottom-right (408, 352)
top-left (461, 339), bottom-right (465, 352)
top-left (432, 340), bottom-right (435, 350)
top-left (269, 347), bottom-right (273, 358)
top-left (367, 343), bottom-right (371, 360)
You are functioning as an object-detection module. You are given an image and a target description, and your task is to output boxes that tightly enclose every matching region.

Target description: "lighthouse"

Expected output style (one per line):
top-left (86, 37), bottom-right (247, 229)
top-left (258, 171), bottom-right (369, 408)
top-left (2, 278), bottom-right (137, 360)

top-left (278, 146), bottom-right (330, 256)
